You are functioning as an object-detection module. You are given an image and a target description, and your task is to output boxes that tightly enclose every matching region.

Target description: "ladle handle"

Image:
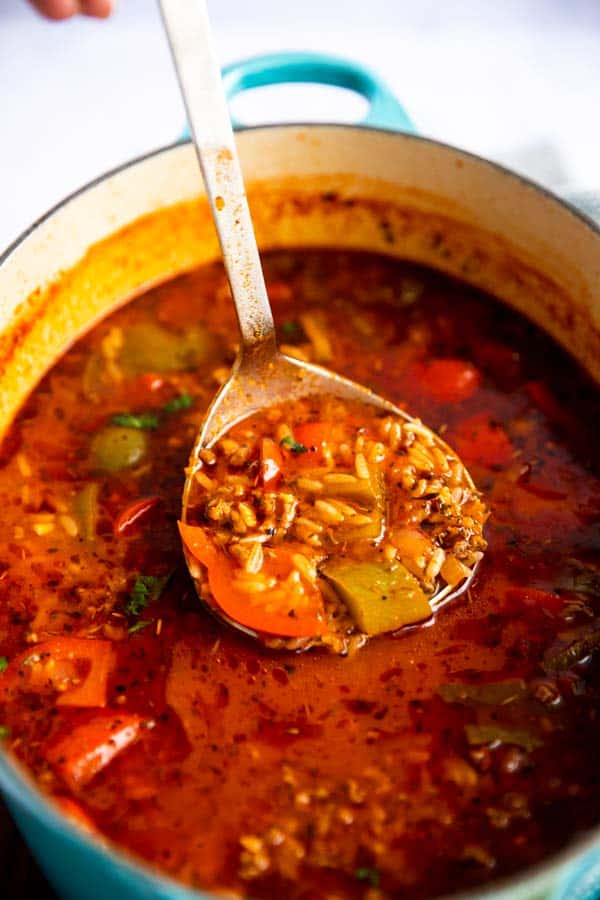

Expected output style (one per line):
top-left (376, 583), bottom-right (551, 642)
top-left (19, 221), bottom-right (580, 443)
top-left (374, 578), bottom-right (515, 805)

top-left (158, 0), bottom-right (276, 355)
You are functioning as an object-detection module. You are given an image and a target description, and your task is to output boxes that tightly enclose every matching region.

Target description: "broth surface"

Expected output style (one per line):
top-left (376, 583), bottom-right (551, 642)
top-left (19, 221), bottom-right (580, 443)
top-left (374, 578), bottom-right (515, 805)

top-left (1, 250), bottom-right (600, 899)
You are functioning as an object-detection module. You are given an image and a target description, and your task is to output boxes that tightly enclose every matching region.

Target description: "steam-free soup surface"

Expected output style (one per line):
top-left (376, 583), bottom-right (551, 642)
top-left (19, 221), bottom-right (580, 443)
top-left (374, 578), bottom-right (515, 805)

top-left (1, 250), bottom-right (600, 899)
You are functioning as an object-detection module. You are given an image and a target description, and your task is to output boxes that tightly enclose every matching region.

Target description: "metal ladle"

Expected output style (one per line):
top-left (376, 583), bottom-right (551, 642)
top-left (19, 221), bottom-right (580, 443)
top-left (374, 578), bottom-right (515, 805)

top-left (159, 0), bottom-right (482, 641)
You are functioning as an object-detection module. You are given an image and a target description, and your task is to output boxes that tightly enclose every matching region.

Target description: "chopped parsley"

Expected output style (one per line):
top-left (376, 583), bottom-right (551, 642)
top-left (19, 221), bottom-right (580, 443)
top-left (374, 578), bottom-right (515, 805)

top-left (111, 412), bottom-right (159, 430)
top-left (128, 620), bottom-right (152, 635)
top-left (280, 320), bottom-right (300, 338)
top-left (0, 725), bottom-right (10, 739)
top-left (163, 393), bottom-right (194, 415)
top-left (0, 657), bottom-right (8, 674)
top-left (125, 573), bottom-right (170, 617)
top-left (355, 867), bottom-right (380, 887)
top-left (280, 435), bottom-right (308, 455)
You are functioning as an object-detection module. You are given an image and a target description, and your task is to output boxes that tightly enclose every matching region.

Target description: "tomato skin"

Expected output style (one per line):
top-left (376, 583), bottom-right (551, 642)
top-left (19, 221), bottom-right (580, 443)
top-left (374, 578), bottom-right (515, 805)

top-left (114, 495), bottom-right (162, 535)
top-left (410, 359), bottom-right (481, 404)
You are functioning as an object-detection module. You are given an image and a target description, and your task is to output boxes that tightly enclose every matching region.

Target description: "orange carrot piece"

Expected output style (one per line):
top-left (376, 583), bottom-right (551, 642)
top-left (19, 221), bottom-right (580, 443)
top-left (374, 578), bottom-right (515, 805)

top-left (46, 713), bottom-right (143, 791)
top-left (178, 522), bottom-right (325, 637)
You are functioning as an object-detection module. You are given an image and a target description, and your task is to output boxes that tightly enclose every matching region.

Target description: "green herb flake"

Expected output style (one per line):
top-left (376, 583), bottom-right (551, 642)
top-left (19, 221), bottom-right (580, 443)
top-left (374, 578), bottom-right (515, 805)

top-left (128, 620), bottom-right (152, 635)
top-left (111, 412), bottom-right (160, 430)
top-left (125, 573), bottom-right (170, 618)
top-left (163, 393), bottom-right (194, 415)
top-left (280, 320), bottom-right (300, 338)
top-left (280, 435), bottom-right (308, 455)
top-left (0, 657), bottom-right (8, 674)
top-left (355, 867), bottom-right (380, 887)
top-left (0, 725), bottom-right (10, 739)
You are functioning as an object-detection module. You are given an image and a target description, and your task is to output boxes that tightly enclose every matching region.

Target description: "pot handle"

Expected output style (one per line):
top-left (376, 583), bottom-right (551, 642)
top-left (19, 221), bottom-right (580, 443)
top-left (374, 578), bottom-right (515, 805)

top-left (220, 51), bottom-right (415, 133)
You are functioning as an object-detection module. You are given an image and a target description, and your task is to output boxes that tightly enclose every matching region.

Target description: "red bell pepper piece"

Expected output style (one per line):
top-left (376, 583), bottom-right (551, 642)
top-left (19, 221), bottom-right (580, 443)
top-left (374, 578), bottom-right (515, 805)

top-left (53, 796), bottom-right (100, 836)
top-left (114, 495), bottom-right (162, 535)
top-left (411, 359), bottom-right (481, 404)
top-left (46, 712), bottom-right (143, 791)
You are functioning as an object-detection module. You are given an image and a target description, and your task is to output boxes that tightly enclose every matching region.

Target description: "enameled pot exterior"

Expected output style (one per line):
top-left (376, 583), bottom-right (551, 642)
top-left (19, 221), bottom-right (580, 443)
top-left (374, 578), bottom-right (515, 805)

top-left (0, 124), bottom-right (599, 900)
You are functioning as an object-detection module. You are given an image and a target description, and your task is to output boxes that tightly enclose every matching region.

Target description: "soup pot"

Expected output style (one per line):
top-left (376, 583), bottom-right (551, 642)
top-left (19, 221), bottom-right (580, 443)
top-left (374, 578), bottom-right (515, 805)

top-left (0, 52), bottom-right (600, 900)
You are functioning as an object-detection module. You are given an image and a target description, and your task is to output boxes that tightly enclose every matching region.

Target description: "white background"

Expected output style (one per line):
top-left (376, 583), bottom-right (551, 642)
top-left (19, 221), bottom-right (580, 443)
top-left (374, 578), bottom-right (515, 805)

top-left (0, 0), bottom-right (599, 253)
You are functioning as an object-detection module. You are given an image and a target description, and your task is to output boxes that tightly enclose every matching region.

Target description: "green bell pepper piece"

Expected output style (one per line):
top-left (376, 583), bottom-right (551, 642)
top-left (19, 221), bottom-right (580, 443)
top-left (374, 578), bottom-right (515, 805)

top-left (120, 322), bottom-right (217, 374)
top-left (321, 560), bottom-right (431, 634)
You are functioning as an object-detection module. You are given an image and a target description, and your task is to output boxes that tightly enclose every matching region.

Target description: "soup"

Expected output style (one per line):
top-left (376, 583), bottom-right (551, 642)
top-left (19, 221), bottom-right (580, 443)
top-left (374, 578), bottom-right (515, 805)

top-left (181, 393), bottom-right (487, 653)
top-left (0, 250), bottom-right (599, 899)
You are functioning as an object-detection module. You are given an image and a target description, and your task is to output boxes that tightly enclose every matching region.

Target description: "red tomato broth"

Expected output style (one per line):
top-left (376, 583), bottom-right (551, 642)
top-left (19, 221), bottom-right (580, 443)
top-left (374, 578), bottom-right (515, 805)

top-left (0, 251), bottom-right (598, 898)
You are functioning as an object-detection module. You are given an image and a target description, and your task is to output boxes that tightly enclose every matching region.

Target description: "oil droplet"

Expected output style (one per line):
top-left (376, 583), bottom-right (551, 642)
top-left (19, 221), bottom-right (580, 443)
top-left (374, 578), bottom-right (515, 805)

top-left (215, 195), bottom-right (225, 211)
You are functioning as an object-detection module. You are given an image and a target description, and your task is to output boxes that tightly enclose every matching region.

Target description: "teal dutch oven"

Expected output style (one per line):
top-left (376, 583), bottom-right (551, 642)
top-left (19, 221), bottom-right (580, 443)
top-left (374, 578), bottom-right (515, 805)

top-left (1, 51), bottom-right (600, 900)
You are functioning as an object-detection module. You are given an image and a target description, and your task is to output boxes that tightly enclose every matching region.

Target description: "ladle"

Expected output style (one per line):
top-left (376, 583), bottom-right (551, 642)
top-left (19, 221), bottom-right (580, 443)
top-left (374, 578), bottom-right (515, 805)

top-left (159, 0), bottom-right (482, 642)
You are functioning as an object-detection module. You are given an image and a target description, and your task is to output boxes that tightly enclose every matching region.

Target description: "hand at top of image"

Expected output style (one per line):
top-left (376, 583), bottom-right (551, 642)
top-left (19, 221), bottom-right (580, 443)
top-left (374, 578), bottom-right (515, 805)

top-left (29, 0), bottom-right (113, 19)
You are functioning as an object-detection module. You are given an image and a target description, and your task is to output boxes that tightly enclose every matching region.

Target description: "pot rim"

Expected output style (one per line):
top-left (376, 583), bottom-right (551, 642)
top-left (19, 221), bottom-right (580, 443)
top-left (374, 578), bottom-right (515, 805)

top-left (2, 123), bottom-right (599, 268)
top-left (1, 122), bottom-right (599, 900)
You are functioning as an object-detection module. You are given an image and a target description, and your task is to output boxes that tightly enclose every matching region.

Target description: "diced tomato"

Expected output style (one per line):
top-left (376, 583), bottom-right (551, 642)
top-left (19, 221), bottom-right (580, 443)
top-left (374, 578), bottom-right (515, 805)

top-left (178, 522), bottom-right (325, 637)
top-left (259, 438), bottom-right (283, 489)
top-left (0, 638), bottom-right (115, 708)
top-left (410, 359), bottom-right (481, 404)
top-left (450, 413), bottom-right (513, 468)
top-left (293, 422), bottom-right (335, 467)
top-left (136, 373), bottom-right (165, 393)
top-left (114, 495), bottom-right (162, 536)
top-left (46, 713), bottom-right (143, 791)
top-left (267, 281), bottom-right (293, 303)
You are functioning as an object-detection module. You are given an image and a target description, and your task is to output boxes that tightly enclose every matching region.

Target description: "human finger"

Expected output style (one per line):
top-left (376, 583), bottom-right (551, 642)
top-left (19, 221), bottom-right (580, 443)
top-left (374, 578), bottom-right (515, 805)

top-left (29, 0), bottom-right (80, 20)
top-left (80, 0), bottom-right (113, 17)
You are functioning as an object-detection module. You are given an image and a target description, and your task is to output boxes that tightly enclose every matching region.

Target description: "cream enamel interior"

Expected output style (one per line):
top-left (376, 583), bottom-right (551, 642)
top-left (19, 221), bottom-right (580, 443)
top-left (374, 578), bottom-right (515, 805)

top-left (1, 127), bottom-right (599, 441)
